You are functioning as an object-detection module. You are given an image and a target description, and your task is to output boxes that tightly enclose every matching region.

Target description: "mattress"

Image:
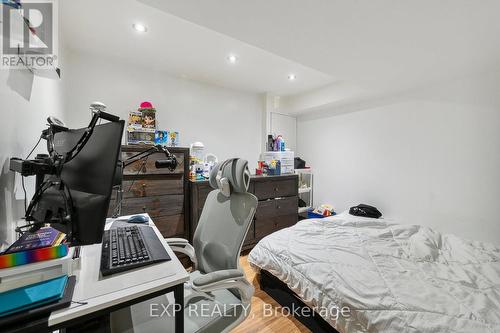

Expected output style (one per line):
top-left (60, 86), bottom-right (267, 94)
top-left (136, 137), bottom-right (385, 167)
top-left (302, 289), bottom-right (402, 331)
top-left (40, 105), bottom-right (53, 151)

top-left (248, 212), bottom-right (500, 333)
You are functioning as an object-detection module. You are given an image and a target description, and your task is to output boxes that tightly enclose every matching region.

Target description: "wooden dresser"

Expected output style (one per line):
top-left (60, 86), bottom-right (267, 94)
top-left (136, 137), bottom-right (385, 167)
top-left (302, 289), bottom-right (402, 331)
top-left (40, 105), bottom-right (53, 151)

top-left (108, 146), bottom-right (190, 241)
top-left (189, 174), bottom-right (298, 250)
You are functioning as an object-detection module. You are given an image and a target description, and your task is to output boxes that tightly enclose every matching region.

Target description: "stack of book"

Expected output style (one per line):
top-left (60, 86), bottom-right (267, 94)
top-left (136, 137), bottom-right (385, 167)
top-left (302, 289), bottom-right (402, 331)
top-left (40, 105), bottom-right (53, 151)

top-left (0, 227), bottom-right (68, 269)
top-left (0, 228), bottom-right (74, 322)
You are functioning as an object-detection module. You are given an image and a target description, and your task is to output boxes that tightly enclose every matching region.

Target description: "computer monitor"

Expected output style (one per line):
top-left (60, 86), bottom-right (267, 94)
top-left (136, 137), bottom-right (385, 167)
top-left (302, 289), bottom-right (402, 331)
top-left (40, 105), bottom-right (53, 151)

top-left (30, 120), bottom-right (124, 245)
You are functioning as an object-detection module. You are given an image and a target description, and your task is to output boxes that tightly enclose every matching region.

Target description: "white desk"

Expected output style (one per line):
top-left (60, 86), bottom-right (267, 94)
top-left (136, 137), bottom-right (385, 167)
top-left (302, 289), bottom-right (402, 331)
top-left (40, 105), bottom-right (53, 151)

top-left (5, 215), bottom-right (189, 333)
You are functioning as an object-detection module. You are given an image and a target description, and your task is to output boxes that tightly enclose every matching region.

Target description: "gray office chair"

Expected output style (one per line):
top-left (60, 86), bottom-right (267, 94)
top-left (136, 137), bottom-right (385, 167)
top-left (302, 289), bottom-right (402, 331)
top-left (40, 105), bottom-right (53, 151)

top-left (111, 158), bottom-right (257, 333)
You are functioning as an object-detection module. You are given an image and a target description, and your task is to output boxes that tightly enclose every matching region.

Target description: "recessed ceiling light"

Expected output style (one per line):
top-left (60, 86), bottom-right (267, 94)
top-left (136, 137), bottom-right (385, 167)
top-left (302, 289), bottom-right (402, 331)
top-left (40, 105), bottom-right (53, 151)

top-left (227, 54), bottom-right (238, 64)
top-left (288, 74), bottom-right (297, 81)
top-left (133, 23), bottom-right (148, 32)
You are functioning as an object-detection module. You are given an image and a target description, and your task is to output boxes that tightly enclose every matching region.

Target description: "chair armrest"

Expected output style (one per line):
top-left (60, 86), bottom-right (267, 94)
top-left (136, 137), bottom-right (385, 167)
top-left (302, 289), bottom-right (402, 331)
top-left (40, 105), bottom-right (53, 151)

top-left (165, 238), bottom-right (189, 246)
top-left (164, 238), bottom-right (197, 269)
top-left (192, 269), bottom-right (244, 287)
top-left (191, 269), bottom-right (254, 305)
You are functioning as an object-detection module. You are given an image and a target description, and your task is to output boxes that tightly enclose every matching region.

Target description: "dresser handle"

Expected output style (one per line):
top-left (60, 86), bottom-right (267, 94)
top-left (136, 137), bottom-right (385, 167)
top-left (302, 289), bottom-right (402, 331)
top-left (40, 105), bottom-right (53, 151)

top-left (141, 160), bottom-right (147, 173)
top-left (274, 187), bottom-right (279, 191)
top-left (140, 183), bottom-right (146, 196)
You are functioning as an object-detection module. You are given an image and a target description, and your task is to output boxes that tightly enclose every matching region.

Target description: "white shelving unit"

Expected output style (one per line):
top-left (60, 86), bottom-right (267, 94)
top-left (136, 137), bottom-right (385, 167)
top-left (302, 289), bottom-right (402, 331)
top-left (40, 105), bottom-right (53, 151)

top-left (295, 168), bottom-right (313, 214)
top-left (298, 187), bottom-right (312, 194)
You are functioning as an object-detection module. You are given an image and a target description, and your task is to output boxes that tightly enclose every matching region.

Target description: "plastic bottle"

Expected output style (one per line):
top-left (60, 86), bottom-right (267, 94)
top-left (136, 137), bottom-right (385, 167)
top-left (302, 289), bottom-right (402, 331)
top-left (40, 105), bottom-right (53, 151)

top-left (267, 135), bottom-right (274, 152)
top-left (275, 135), bottom-right (282, 152)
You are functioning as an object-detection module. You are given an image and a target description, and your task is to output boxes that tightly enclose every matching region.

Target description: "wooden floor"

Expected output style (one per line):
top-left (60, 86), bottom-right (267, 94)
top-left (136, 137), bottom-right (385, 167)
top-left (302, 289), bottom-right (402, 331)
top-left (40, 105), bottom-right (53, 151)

top-left (231, 254), bottom-right (311, 333)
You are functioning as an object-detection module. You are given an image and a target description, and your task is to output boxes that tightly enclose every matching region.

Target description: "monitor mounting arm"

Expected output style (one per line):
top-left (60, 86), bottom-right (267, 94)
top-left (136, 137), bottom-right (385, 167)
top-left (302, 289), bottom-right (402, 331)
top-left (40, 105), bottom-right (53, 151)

top-left (121, 145), bottom-right (177, 170)
top-left (11, 110), bottom-right (121, 236)
top-left (111, 145), bottom-right (178, 218)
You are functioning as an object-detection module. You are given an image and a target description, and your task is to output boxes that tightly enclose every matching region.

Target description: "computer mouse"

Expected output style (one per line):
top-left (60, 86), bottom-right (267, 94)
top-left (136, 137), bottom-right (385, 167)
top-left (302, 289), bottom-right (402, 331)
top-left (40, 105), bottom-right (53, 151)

top-left (127, 215), bottom-right (149, 224)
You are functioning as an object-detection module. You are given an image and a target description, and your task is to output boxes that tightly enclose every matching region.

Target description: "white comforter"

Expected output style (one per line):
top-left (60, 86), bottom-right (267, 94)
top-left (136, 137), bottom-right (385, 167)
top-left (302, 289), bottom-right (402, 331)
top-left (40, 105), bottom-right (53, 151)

top-left (248, 212), bottom-right (500, 333)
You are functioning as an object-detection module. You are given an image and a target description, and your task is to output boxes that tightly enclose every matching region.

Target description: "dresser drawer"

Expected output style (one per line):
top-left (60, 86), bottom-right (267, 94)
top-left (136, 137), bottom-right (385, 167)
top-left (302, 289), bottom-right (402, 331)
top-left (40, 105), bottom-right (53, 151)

top-left (255, 214), bottom-right (297, 239)
top-left (255, 196), bottom-right (298, 219)
top-left (254, 178), bottom-right (297, 200)
top-left (120, 195), bottom-right (184, 217)
top-left (196, 183), bottom-right (214, 210)
top-left (154, 214), bottom-right (185, 238)
top-left (118, 179), bottom-right (183, 198)
top-left (123, 152), bottom-right (185, 176)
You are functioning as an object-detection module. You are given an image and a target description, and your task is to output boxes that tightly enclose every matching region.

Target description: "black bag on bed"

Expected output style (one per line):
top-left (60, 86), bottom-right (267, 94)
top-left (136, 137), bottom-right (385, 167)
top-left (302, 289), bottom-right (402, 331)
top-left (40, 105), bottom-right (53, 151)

top-left (349, 204), bottom-right (382, 218)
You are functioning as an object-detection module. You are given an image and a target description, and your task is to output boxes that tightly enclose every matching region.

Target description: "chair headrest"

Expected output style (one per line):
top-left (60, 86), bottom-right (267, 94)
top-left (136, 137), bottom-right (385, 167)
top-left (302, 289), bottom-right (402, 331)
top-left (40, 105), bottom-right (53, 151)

top-left (209, 158), bottom-right (251, 196)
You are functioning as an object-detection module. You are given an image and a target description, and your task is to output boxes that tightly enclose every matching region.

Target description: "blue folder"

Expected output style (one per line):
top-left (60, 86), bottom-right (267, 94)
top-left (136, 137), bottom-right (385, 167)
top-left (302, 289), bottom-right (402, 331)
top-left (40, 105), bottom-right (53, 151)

top-left (0, 275), bottom-right (68, 317)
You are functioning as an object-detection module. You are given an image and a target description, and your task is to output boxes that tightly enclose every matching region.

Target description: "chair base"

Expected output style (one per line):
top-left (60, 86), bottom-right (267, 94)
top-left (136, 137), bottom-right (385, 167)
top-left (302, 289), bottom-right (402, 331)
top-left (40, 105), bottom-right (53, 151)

top-left (111, 271), bottom-right (249, 333)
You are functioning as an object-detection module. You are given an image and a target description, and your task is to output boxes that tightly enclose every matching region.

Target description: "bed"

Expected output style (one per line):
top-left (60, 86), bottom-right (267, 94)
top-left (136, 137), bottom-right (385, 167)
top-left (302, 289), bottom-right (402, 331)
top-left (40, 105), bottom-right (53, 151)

top-left (248, 211), bottom-right (500, 333)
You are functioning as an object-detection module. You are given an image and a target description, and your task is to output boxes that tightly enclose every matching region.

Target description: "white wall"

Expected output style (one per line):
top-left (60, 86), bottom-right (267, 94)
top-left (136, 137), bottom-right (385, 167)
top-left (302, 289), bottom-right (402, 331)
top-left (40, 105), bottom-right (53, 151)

top-left (297, 73), bottom-right (500, 244)
top-left (270, 112), bottom-right (297, 152)
top-left (0, 46), bottom-right (263, 248)
top-left (62, 50), bottom-right (263, 168)
top-left (0, 0), bottom-right (67, 249)
top-left (0, 69), bottom-right (65, 248)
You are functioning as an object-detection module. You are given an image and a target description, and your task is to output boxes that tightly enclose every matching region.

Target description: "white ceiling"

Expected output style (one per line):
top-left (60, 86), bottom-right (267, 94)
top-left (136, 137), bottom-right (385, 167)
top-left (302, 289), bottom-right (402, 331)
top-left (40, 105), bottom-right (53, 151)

top-left (62, 0), bottom-right (500, 112)
top-left (139, 0), bottom-right (500, 95)
top-left (60, 0), bottom-right (333, 96)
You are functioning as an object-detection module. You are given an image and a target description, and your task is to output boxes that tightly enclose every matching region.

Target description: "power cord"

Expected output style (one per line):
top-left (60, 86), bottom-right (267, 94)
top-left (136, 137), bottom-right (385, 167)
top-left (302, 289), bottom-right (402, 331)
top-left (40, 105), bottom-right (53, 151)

top-left (21, 137), bottom-right (42, 213)
top-left (21, 177), bottom-right (27, 214)
top-left (26, 137), bottom-right (42, 159)
top-left (111, 156), bottom-right (149, 217)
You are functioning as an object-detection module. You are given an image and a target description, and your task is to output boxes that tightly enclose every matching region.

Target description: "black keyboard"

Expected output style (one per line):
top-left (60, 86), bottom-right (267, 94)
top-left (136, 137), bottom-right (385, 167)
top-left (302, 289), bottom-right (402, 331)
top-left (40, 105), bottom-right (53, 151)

top-left (100, 225), bottom-right (171, 276)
